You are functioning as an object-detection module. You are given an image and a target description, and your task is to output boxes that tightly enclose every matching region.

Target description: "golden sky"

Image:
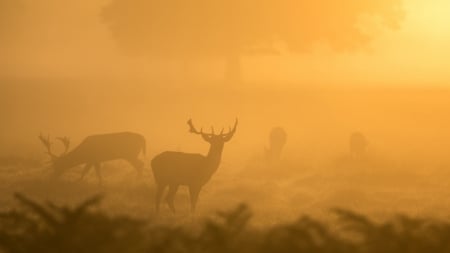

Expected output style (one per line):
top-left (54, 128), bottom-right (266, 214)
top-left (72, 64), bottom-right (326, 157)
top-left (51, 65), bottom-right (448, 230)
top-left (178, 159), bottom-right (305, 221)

top-left (255, 0), bottom-right (450, 86)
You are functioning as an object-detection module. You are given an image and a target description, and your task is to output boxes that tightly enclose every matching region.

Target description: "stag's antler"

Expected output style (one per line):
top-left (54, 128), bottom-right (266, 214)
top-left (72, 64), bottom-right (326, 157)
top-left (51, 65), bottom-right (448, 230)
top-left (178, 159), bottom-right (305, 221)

top-left (222, 118), bottom-right (238, 141)
top-left (187, 118), bottom-right (238, 141)
top-left (187, 119), bottom-right (211, 140)
top-left (187, 119), bottom-right (201, 134)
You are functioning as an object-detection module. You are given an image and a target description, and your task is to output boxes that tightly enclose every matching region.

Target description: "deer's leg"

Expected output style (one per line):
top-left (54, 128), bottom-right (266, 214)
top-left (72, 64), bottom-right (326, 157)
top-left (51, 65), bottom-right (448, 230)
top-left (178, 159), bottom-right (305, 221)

top-left (94, 163), bottom-right (103, 186)
top-left (128, 158), bottom-right (144, 177)
top-left (155, 184), bottom-right (167, 213)
top-left (189, 185), bottom-right (201, 213)
top-left (166, 184), bottom-right (179, 213)
top-left (79, 163), bottom-right (92, 181)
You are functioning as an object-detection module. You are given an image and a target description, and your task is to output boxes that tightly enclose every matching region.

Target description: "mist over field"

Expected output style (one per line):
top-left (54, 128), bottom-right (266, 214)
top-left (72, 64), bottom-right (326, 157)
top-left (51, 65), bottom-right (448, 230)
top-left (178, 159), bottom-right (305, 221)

top-left (2, 0), bottom-right (450, 252)
top-left (3, 78), bottom-right (450, 222)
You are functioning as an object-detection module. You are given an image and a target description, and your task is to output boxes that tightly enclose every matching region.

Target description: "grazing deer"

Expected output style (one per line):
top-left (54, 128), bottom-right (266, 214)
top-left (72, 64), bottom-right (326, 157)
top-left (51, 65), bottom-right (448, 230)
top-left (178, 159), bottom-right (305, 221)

top-left (265, 127), bottom-right (287, 163)
top-left (151, 119), bottom-right (238, 213)
top-left (39, 132), bottom-right (146, 184)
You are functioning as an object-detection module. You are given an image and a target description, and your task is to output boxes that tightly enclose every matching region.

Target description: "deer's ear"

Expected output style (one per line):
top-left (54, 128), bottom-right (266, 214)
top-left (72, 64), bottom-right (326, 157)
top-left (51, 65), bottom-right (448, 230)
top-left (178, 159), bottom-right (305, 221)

top-left (201, 134), bottom-right (212, 142)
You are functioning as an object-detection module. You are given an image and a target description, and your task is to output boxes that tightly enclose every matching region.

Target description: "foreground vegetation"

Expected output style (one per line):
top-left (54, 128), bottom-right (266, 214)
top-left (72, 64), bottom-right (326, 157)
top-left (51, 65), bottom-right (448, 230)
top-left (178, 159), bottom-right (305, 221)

top-left (0, 194), bottom-right (449, 253)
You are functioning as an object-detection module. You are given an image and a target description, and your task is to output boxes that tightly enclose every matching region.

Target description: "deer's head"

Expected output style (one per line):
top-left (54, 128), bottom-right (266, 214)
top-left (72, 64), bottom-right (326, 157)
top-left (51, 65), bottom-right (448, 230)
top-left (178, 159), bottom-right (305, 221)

top-left (38, 133), bottom-right (70, 177)
top-left (187, 119), bottom-right (238, 147)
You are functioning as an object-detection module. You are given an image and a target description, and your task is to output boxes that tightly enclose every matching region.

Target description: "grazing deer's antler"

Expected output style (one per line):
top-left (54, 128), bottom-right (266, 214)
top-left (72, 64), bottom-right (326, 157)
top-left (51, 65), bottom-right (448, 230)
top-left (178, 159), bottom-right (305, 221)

top-left (57, 136), bottom-right (70, 155)
top-left (38, 134), bottom-right (71, 159)
top-left (38, 133), bottom-right (57, 159)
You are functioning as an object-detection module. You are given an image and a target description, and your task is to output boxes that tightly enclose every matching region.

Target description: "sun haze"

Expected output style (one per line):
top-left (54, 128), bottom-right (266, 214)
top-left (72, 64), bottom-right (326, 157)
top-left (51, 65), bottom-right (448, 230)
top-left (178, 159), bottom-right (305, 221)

top-left (1, 1), bottom-right (450, 252)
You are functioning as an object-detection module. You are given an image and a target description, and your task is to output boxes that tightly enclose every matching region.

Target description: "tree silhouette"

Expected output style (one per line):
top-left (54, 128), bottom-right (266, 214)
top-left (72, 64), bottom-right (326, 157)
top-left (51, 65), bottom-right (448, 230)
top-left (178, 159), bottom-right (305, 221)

top-left (102, 0), bottom-right (404, 83)
top-left (0, 0), bottom-right (24, 45)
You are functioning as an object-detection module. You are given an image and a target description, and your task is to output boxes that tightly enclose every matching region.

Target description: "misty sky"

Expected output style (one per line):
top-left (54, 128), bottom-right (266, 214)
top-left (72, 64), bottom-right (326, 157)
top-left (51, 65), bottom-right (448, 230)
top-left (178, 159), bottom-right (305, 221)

top-left (1, 0), bottom-right (449, 85)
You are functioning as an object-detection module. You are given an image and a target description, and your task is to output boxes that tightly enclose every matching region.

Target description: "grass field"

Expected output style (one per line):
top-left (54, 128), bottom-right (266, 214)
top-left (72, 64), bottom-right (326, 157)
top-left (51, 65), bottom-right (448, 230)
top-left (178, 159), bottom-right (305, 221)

top-left (0, 152), bottom-right (448, 224)
top-left (1, 158), bottom-right (450, 253)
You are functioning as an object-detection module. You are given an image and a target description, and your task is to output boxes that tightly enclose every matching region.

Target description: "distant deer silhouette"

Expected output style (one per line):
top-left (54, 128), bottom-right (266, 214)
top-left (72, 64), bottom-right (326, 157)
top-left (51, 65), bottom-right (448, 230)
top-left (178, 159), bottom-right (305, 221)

top-left (151, 119), bottom-right (238, 213)
top-left (349, 132), bottom-right (368, 160)
top-left (39, 132), bottom-right (146, 184)
top-left (265, 127), bottom-right (287, 163)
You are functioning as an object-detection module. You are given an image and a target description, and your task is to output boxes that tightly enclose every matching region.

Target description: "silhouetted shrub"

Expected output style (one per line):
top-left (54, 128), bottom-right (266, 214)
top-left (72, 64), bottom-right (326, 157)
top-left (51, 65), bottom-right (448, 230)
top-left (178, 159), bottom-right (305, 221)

top-left (0, 193), bottom-right (147, 253)
top-left (1, 194), bottom-right (450, 253)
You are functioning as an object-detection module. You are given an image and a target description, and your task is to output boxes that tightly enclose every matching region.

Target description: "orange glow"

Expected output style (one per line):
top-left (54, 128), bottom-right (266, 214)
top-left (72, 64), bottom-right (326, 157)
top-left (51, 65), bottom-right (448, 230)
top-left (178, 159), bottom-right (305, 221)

top-left (0, 0), bottom-right (448, 87)
top-left (3, 0), bottom-right (450, 235)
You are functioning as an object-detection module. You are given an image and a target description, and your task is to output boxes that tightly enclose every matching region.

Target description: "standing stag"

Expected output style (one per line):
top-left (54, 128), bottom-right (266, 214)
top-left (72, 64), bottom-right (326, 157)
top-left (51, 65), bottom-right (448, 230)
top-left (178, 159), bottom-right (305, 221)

top-left (39, 132), bottom-right (146, 184)
top-left (151, 119), bottom-right (238, 213)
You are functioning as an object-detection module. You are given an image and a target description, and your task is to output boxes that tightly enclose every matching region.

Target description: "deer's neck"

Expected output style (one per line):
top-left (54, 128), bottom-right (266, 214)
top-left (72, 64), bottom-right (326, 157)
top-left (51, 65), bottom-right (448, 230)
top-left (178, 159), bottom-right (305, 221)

top-left (205, 143), bottom-right (224, 173)
top-left (55, 151), bottom-right (83, 169)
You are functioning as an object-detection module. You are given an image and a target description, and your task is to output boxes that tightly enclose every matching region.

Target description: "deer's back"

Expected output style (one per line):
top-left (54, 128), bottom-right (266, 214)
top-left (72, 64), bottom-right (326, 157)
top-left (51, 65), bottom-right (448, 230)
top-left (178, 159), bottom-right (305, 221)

top-left (71, 132), bottom-right (145, 161)
top-left (151, 151), bottom-right (208, 185)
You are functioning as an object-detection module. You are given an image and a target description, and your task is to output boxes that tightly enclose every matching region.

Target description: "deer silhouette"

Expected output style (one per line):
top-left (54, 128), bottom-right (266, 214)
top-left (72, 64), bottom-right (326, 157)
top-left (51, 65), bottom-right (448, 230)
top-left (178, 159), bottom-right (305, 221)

top-left (151, 119), bottom-right (237, 213)
top-left (39, 132), bottom-right (146, 184)
top-left (265, 127), bottom-right (287, 163)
